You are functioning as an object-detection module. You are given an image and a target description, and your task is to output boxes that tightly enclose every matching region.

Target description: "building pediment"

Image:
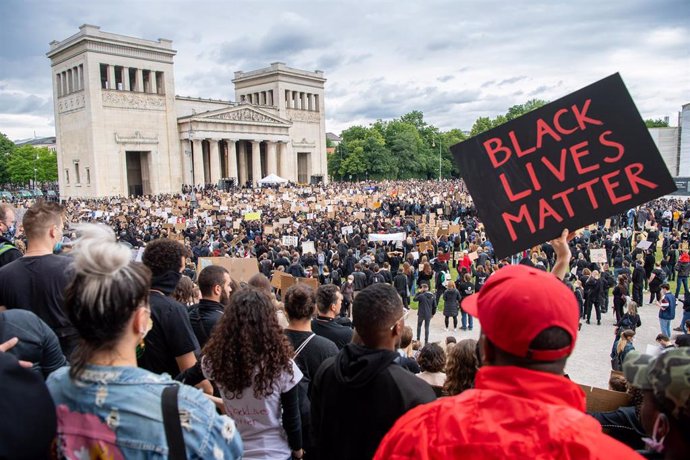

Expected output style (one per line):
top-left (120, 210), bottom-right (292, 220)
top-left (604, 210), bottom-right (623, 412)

top-left (180, 105), bottom-right (292, 127)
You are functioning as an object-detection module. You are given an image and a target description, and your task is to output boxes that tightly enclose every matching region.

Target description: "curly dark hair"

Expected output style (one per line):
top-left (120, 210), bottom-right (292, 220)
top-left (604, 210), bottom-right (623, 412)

top-left (202, 287), bottom-right (294, 399)
top-left (417, 342), bottom-right (446, 373)
top-left (142, 238), bottom-right (187, 277)
top-left (443, 339), bottom-right (479, 396)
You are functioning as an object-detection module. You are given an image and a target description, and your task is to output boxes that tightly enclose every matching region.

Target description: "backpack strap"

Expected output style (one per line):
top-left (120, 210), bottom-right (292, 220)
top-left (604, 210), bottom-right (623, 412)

top-left (294, 333), bottom-right (316, 358)
top-left (162, 385), bottom-right (187, 460)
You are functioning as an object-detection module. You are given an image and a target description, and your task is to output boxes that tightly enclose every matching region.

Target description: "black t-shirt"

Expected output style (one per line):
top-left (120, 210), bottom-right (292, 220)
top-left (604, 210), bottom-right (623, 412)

top-left (285, 330), bottom-right (338, 383)
top-left (0, 254), bottom-right (73, 332)
top-left (138, 291), bottom-right (200, 377)
top-left (311, 316), bottom-right (353, 350)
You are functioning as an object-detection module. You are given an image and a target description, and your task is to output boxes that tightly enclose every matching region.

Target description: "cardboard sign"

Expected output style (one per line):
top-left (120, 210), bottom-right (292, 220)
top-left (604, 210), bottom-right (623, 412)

top-left (418, 241), bottom-right (434, 253)
top-left (341, 225), bottom-right (354, 235)
top-left (590, 248), bottom-right (607, 264)
top-left (196, 257), bottom-right (259, 283)
top-left (296, 277), bottom-right (319, 291)
top-left (451, 74), bottom-right (676, 260)
top-left (578, 384), bottom-right (631, 413)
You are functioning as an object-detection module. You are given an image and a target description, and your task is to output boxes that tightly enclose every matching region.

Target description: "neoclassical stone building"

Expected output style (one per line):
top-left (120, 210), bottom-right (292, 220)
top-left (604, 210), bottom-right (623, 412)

top-left (47, 25), bottom-right (328, 198)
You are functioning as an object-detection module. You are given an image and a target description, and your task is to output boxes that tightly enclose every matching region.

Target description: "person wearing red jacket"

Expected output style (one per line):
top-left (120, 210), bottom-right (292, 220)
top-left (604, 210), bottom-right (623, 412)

top-left (375, 248), bottom-right (644, 459)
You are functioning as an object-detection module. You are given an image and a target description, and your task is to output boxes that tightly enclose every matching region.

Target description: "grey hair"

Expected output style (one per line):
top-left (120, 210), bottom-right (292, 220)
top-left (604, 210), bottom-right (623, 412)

top-left (66, 224), bottom-right (152, 379)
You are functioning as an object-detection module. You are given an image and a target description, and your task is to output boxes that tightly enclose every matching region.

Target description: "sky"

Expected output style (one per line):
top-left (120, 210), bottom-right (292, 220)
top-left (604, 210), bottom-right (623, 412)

top-left (0, 0), bottom-right (688, 141)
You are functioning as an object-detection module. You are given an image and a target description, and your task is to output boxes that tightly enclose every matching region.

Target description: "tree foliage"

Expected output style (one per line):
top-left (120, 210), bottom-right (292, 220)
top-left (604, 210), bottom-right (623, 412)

top-left (645, 118), bottom-right (669, 128)
top-left (6, 145), bottom-right (57, 185)
top-left (0, 132), bottom-right (15, 185)
top-left (328, 112), bottom-right (464, 181)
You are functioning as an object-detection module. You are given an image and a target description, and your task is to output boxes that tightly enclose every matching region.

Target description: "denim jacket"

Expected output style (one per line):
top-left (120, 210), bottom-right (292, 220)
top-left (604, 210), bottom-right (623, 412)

top-left (47, 365), bottom-right (243, 459)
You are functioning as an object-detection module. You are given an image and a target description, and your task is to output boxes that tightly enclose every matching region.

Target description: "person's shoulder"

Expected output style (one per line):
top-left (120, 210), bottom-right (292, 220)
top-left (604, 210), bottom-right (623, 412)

top-left (311, 334), bottom-right (339, 352)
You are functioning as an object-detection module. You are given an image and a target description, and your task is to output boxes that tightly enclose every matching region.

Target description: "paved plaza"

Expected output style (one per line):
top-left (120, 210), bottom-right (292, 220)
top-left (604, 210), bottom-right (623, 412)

top-left (404, 293), bottom-right (675, 388)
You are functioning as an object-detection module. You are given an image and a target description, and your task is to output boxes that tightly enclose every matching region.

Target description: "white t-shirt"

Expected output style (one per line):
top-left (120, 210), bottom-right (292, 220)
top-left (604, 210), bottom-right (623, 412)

top-left (203, 358), bottom-right (303, 460)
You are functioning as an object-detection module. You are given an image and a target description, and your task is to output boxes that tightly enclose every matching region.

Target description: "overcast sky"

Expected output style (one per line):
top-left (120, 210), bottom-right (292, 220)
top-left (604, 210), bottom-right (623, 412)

top-left (1, 0), bottom-right (688, 141)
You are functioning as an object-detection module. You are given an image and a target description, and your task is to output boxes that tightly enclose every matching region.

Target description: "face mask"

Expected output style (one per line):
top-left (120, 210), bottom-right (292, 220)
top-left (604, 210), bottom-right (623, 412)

top-left (53, 241), bottom-right (63, 254)
top-left (642, 413), bottom-right (667, 453)
top-left (3, 225), bottom-right (16, 242)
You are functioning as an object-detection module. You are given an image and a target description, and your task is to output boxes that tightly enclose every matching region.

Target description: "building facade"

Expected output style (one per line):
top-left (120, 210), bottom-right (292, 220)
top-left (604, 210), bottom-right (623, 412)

top-left (47, 25), bottom-right (328, 198)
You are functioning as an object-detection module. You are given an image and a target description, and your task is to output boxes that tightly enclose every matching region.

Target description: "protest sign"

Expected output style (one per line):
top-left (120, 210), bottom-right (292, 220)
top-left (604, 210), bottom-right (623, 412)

top-left (302, 240), bottom-right (316, 254)
top-left (196, 257), bottom-right (259, 283)
top-left (636, 240), bottom-right (652, 251)
top-left (283, 235), bottom-right (299, 247)
top-left (369, 232), bottom-right (406, 242)
top-left (244, 212), bottom-right (261, 221)
top-left (578, 384), bottom-right (631, 413)
top-left (451, 73), bottom-right (676, 260)
top-left (590, 248), bottom-right (607, 264)
top-left (418, 241), bottom-right (434, 253)
top-left (341, 225), bottom-right (354, 235)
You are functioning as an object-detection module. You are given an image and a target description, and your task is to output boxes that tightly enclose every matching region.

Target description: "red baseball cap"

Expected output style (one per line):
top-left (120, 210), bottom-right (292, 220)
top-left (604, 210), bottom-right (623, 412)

top-left (462, 264), bottom-right (579, 361)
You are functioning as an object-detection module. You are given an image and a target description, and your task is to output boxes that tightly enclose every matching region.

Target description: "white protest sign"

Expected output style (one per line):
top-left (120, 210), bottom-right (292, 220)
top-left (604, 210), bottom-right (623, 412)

top-left (590, 248), bottom-right (608, 264)
top-left (342, 225), bottom-right (354, 235)
top-left (302, 241), bottom-right (316, 254)
top-left (282, 235), bottom-right (299, 247)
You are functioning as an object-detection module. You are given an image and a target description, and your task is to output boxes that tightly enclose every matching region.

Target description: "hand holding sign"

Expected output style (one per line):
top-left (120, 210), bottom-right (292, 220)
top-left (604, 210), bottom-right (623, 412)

top-left (452, 74), bottom-right (676, 260)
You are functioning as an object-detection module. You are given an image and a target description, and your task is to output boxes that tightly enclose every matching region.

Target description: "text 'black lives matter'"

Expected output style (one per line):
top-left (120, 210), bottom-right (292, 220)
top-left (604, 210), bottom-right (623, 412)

top-left (451, 73), bottom-right (676, 260)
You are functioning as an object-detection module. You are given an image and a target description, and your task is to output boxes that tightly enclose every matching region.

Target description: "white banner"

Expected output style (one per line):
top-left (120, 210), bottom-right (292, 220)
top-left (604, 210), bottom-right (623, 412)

top-left (368, 232), bottom-right (406, 242)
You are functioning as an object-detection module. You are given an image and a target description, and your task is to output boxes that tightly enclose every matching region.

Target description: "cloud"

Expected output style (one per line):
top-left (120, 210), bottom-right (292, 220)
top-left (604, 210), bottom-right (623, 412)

top-left (437, 75), bottom-right (454, 83)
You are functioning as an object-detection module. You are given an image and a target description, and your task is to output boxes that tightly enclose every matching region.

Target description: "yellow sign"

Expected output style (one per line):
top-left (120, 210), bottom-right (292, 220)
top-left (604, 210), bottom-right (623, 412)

top-left (244, 212), bottom-right (262, 221)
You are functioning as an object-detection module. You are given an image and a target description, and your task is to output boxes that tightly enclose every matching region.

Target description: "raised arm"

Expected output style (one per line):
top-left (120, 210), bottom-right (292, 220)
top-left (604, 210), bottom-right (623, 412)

top-left (550, 228), bottom-right (572, 281)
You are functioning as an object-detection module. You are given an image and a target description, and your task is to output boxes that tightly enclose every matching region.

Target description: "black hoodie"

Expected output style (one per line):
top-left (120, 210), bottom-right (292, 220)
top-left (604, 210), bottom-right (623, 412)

top-left (310, 343), bottom-right (435, 460)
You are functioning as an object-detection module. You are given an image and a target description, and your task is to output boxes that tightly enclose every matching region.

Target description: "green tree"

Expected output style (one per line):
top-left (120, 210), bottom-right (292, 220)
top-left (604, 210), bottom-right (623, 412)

top-left (0, 132), bottom-right (15, 185)
top-left (645, 118), bottom-right (669, 128)
top-left (470, 117), bottom-right (494, 137)
top-left (505, 99), bottom-right (549, 121)
top-left (7, 145), bottom-right (57, 185)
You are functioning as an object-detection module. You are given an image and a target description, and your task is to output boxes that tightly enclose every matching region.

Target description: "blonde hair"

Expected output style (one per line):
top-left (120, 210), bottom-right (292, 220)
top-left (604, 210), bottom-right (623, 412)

top-left (616, 329), bottom-right (635, 355)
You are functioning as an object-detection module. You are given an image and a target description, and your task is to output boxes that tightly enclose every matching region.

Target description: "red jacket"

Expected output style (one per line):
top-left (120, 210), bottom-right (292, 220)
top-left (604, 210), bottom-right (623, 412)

top-left (375, 366), bottom-right (644, 460)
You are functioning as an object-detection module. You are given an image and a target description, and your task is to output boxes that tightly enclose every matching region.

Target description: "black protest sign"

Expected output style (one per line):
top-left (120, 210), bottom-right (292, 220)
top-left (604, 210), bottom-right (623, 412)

top-left (451, 73), bottom-right (676, 260)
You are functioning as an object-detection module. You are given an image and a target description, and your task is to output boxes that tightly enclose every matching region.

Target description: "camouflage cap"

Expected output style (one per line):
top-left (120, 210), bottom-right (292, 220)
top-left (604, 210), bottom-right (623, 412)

top-left (623, 351), bottom-right (655, 390)
top-left (623, 349), bottom-right (690, 421)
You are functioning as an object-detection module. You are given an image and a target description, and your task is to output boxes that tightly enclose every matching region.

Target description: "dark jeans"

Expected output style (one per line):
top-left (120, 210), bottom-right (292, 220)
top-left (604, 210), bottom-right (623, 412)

top-left (444, 314), bottom-right (458, 329)
top-left (675, 276), bottom-right (689, 298)
top-left (417, 316), bottom-right (430, 344)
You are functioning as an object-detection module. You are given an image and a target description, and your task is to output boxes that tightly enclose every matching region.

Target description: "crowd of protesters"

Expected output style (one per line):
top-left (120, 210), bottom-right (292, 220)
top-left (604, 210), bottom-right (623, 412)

top-left (0, 179), bottom-right (689, 459)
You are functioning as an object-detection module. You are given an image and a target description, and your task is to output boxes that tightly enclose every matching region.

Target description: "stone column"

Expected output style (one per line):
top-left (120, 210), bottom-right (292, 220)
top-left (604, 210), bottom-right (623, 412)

top-left (251, 141), bottom-right (262, 186)
top-left (226, 140), bottom-right (238, 183)
top-left (149, 71), bottom-right (157, 94)
top-left (123, 67), bottom-right (130, 91)
top-left (209, 140), bottom-right (221, 185)
top-left (279, 141), bottom-right (293, 181)
top-left (238, 141), bottom-right (247, 186)
top-left (107, 65), bottom-right (116, 90)
top-left (181, 140), bottom-right (193, 185)
top-left (75, 66), bottom-right (81, 91)
top-left (267, 90), bottom-right (273, 106)
top-left (266, 141), bottom-right (278, 176)
top-left (308, 94), bottom-right (314, 111)
top-left (135, 69), bottom-right (143, 92)
top-left (192, 139), bottom-right (204, 185)
top-left (301, 92), bottom-right (307, 110)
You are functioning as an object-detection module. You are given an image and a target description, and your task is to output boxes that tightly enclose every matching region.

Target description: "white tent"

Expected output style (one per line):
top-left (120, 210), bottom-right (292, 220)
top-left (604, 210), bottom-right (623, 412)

top-left (258, 174), bottom-right (289, 185)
